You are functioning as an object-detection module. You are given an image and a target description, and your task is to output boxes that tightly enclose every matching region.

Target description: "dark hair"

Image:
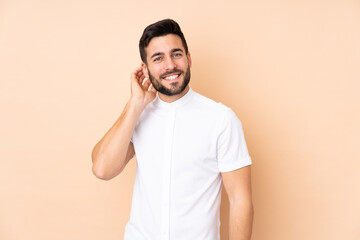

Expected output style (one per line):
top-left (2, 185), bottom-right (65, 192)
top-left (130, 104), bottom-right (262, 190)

top-left (139, 19), bottom-right (189, 64)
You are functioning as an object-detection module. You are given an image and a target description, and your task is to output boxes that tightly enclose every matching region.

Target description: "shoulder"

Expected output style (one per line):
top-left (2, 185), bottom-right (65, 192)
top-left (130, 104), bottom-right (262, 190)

top-left (187, 90), bottom-right (242, 132)
top-left (190, 90), bottom-right (236, 117)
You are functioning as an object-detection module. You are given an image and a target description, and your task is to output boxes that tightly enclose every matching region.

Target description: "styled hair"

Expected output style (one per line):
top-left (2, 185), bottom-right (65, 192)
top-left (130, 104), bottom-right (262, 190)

top-left (139, 19), bottom-right (188, 64)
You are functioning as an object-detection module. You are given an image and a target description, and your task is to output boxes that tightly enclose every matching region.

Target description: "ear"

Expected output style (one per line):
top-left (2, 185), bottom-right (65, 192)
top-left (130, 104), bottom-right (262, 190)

top-left (187, 52), bottom-right (192, 68)
top-left (142, 62), bottom-right (149, 78)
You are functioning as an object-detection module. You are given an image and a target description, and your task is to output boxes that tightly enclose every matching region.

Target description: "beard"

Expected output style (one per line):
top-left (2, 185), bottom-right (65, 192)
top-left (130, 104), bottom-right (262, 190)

top-left (147, 65), bottom-right (191, 96)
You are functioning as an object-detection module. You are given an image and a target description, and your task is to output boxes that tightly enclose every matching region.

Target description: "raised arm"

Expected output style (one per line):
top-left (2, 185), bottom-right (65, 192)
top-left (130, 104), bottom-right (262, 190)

top-left (91, 65), bottom-right (157, 180)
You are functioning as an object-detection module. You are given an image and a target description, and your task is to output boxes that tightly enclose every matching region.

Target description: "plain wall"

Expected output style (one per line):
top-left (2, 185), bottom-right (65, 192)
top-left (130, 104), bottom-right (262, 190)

top-left (1, 0), bottom-right (359, 239)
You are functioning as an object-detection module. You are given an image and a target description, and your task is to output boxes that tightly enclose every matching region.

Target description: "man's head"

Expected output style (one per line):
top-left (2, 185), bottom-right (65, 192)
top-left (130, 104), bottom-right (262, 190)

top-left (139, 19), bottom-right (191, 98)
top-left (139, 19), bottom-right (189, 64)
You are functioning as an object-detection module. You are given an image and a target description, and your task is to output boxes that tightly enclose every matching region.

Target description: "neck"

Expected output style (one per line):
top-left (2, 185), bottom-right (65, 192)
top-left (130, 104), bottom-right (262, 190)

top-left (158, 85), bottom-right (190, 103)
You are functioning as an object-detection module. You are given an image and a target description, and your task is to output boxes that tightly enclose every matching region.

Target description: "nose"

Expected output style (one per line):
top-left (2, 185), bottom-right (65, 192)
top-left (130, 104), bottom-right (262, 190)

top-left (165, 56), bottom-right (176, 70)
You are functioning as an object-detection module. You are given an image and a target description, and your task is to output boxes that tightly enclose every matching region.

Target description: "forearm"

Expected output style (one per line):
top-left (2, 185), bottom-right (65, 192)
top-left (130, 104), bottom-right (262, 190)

top-left (228, 201), bottom-right (254, 240)
top-left (91, 98), bottom-right (143, 179)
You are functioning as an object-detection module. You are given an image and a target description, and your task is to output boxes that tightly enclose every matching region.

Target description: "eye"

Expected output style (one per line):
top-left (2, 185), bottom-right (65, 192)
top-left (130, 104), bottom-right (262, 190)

top-left (153, 56), bottom-right (162, 62)
top-left (173, 53), bottom-right (182, 57)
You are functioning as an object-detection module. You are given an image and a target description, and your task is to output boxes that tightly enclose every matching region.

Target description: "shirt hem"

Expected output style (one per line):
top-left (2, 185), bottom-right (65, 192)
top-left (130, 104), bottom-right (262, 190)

top-left (218, 156), bottom-right (252, 172)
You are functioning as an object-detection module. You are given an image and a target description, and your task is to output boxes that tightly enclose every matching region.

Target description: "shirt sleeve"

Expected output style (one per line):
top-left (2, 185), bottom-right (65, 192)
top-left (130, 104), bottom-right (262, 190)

top-left (216, 107), bottom-right (252, 172)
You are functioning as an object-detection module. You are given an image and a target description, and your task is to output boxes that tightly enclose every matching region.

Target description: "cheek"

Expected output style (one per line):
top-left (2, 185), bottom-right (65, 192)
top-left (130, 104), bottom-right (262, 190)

top-left (176, 59), bottom-right (188, 69)
top-left (150, 65), bottom-right (164, 76)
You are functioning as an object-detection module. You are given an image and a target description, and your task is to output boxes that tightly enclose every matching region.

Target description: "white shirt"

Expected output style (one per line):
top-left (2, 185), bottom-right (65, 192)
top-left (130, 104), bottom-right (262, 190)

top-left (124, 87), bottom-right (252, 240)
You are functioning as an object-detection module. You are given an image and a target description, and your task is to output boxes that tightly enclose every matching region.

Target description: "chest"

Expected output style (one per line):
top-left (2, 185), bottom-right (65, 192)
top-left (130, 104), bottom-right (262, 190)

top-left (132, 109), bottom-right (219, 174)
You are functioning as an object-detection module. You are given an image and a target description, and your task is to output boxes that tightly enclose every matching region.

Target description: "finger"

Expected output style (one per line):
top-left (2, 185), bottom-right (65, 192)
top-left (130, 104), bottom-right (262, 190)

top-left (135, 64), bottom-right (142, 71)
top-left (142, 78), bottom-right (151, 90)
top-left (149, 83), bottom-right (157, 93)
top-left (132, 66), bottom-right (143, 78)
top-left (132, 73), bottom-right (141, 87)
top-left (135, 72), bottom-right (144, 85)
top-left (142, 77), bottom-right (150, 88)
top-left (133, 66), bottom-right (142, 75)
top-left (132, 71), bottom-right (143, 87)
top-left (131, 71), bottom-right (138, 83)
top-left (132, 66), bottom-right (142, 77)
top-left (140, 75), bottom-right (146, 84)
top-left (136, 70), bottom-right (143, 78)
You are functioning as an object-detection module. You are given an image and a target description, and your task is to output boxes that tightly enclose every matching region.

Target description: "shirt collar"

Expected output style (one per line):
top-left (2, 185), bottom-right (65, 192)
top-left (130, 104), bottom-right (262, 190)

top-left (154, 86), bottom-right (194, 109)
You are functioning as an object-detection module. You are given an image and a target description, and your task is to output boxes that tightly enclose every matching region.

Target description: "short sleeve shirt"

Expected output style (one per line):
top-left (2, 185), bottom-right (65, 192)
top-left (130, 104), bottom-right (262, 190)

top-left (124, 87), bottom-right (252, 240)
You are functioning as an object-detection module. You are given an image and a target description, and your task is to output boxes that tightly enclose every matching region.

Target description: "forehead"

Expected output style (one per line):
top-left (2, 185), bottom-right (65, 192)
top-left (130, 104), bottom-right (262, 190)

top-left (146, 34), bottom-right (184, 56)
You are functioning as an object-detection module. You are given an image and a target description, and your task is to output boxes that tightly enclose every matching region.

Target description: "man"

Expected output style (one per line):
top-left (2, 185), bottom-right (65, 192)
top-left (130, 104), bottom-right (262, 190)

top-left (91, 19), bottom-right (254, 240)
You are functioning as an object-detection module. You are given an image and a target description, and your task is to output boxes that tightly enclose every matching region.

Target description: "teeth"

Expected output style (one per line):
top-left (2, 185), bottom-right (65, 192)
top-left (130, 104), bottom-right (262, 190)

top-left (164, 74), bottom-right (179, 80)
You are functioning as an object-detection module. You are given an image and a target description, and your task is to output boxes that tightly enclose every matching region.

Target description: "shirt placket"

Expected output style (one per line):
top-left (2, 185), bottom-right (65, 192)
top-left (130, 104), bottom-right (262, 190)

top-left (161, 107), bottom-right (176, 240)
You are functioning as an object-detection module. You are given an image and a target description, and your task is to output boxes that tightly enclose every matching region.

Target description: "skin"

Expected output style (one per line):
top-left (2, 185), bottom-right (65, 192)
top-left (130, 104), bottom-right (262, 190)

top-left (222, 166), bottom-right (254, 240)
top-left (141, 34), bottom-right (192, 103)
top-left (91, 33), bottom-right (253, 240)
top-left (91, 34), bottom-right (191, 180)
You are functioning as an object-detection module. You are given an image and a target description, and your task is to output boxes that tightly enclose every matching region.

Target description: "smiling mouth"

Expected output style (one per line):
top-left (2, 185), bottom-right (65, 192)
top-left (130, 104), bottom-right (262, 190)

top-left (162, 73), bottom-right (181, 81)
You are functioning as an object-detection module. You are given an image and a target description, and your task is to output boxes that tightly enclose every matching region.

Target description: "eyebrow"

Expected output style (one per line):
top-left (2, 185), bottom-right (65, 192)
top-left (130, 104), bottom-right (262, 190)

top-left (150, 48), bottom-right (184, 59)
top-left (171, 48), bottom-right (184, 53)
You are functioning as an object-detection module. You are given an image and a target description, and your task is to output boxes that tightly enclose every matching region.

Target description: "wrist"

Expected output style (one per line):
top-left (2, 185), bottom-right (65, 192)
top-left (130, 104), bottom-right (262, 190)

top-left (127, 97), bottom-right (146, 115)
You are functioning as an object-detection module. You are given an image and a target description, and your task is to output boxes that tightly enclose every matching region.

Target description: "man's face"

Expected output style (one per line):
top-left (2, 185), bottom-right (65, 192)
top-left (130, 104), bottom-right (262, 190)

top-left (143, 34), bottom-right (192, 96)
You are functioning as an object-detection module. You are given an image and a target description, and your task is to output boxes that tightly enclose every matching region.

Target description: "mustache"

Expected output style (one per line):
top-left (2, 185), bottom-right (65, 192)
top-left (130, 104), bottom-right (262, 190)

top-left (160, 69), bottom-right (184, 79)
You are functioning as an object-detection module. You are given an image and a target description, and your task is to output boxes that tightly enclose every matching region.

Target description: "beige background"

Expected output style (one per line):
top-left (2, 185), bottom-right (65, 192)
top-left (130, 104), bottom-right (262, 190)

top-left (1, 0), bottom-right (359, 239)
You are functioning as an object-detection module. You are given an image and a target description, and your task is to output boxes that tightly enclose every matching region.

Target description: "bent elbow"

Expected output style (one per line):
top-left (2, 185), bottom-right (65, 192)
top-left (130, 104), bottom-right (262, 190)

top-left (91, 153), bottom-right (115, 180)
top-left (92, 163), bottom-right (113, 181)
top-left (91, 147), bottom-right (112, 180)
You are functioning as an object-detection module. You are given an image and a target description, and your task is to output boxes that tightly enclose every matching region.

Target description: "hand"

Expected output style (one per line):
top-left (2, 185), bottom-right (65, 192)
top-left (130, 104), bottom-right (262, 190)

top-left (130, 65), bottom-right (157, 109)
